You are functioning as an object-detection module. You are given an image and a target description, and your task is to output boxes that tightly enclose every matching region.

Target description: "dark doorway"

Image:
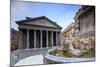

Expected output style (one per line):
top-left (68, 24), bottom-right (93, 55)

top-left (48, 31), bottom-right (52, 47)
top-left (42, 30), bottom-right (46, 48)
top-left (53, 31), bottom-right (56, 46)
top-left (36, 30), bottom-right (41, 48)
top-left (22, 29), bottom-right (27, 49)
top-left (29, 30), bottom-right (34, 48)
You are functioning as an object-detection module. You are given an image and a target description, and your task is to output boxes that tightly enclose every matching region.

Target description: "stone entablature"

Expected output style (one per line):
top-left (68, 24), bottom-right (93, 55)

top-left (18, 25), bottom-right (61, 32)
top-left (74, 6), bottom-right (94, 20)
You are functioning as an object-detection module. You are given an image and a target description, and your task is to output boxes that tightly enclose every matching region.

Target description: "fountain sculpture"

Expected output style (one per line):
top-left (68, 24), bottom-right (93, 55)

top-left (64, 38), bottom-right (86, 56)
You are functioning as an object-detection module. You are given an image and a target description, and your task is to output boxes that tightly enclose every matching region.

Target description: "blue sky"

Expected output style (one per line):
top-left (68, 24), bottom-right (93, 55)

top-left (11, 0), bottom-right (81, 31)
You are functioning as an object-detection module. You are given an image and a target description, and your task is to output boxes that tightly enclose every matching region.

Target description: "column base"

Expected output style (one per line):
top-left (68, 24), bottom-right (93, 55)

top-left (46, 47), bottom-right (49, 48)
top-left (40, 47), bottom-right (43, 49)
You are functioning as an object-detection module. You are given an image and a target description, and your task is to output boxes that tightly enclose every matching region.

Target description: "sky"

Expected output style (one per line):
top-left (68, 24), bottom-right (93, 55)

top-left (11, 0), bottom-right (81, 31)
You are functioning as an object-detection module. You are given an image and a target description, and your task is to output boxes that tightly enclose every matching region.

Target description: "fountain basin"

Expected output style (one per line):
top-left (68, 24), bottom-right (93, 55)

top-left (44, 47), bottom-right (95, 64)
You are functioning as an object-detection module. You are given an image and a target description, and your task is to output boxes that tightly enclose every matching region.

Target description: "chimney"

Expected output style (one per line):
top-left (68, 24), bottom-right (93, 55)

top-left (26, 17), bottom-right (32, 19)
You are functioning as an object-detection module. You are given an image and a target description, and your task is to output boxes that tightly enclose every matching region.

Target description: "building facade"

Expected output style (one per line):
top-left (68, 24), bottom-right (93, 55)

top-left (74, 6), bottom-right (95, 49)
top-left (16, 16), bottom-right (62, 50)
top-left (74, 6), bottom-right (95, 37)
top-left (63, 22), bottom-right (79, 40)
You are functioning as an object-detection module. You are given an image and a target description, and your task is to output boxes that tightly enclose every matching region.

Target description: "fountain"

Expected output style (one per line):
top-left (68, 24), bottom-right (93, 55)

top-left (64, 38), bottom-right (86, 56)
top-left (44, 37), bottom-right (95, 64)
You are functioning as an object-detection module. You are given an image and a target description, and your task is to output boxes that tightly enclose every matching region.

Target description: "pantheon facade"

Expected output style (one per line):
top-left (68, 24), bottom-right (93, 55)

top-left (16, 16), bottom-right (62, 49)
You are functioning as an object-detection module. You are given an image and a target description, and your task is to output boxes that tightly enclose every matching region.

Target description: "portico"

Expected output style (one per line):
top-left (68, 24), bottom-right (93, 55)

top-left (16, 16), bottom-right (62, 49)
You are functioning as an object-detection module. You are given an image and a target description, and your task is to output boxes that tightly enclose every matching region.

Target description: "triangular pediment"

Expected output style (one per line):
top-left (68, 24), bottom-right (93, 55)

top-left (16, 16), bottom-right (62, 29)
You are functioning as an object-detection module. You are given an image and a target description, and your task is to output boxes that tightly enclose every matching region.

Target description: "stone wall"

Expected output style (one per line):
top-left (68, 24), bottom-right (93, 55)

top-left (11, 28), bottom-right (19, 51)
